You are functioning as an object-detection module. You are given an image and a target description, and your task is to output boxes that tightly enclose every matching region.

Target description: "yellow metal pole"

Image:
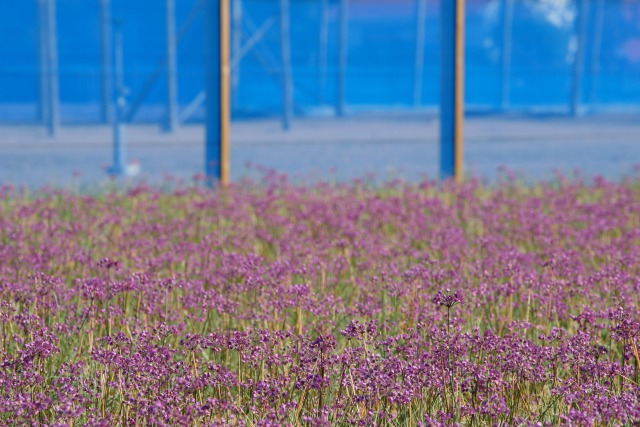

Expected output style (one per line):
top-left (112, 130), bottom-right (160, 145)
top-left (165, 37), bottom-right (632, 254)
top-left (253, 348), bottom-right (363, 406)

top-left (454, 0), bottom-right (464, 183)
top-left (220, 0), bottom-right (231, 185)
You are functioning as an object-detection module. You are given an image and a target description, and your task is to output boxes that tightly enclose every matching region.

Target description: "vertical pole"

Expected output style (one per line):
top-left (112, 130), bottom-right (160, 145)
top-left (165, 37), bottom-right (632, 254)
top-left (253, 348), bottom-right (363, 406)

top-left (413, 0), bottom-right (427, 106)
top-left (571, 0), bottom-right (588, 117)
top-left (279, 0), bottom-right (293, 130)
top-left (204, 0), bottom-right (230, 185)
top-left (164, 0), bottom-right (178, 132)
top-left (37, 0), bottom-right (49, 125)
top-left (337, 0), bottom-right (348, 117)
top-left (440, 0), bottom-right (464, 182)
top-left (46, 0), bottom-right (60, 136)
top-left (231, 0), bottom-right (242, 108)
top-left (110, 21), bottom-right (127, 176)
top-left (318, 0), bottom-right (329, 105)
top-left (221, 0), bottom-right (231, 184)
top-left (588, 0), bottom-right (604, 106)
top-left (500, 0), bottom-right (514, 111)
top-left (100, 0), bottom-right (112, 124)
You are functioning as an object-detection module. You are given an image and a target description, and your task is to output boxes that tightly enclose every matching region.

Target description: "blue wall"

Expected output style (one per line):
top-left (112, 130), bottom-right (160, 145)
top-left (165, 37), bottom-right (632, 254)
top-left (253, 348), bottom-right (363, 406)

top-left (1, 0), bottom-right (639, 123)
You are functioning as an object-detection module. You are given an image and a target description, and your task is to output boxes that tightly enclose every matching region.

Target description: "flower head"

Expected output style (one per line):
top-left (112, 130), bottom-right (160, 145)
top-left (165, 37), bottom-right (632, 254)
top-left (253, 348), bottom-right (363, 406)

top-left (432, 288), bottom-right (464, 309)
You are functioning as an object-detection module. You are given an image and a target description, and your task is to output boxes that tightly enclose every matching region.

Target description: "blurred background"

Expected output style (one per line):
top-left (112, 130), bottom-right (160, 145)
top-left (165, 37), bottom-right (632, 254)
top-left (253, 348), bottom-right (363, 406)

top-left (1, 0), bottom-right (639, 187)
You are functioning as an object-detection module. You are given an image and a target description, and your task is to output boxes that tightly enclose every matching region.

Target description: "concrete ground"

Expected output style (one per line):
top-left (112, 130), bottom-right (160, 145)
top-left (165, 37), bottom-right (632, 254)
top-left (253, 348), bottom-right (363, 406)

top-left (1, 113), bottom-right (639, 188)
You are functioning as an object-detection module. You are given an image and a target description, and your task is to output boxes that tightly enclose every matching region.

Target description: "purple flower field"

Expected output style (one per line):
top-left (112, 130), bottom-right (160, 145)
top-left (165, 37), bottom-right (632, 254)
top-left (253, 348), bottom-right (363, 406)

top-left (1, 174), bottom-right (639, 426)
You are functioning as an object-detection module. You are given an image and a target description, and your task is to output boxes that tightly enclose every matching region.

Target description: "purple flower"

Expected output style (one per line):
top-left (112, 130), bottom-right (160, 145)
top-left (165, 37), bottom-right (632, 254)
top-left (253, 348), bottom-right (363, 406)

top-left (432, 289), bottom-right (464, 309)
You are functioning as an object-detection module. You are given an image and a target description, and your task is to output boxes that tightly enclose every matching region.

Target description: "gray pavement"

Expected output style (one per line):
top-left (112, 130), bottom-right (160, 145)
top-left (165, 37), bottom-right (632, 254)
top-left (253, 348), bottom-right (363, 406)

top-left (1, 114), bottom-right (639, 188)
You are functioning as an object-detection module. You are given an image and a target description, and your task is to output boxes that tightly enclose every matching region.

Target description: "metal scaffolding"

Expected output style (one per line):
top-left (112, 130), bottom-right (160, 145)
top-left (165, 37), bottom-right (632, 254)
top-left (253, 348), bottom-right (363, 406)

top-left (19, 0), bottom-right (634, 185)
